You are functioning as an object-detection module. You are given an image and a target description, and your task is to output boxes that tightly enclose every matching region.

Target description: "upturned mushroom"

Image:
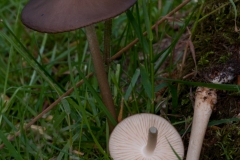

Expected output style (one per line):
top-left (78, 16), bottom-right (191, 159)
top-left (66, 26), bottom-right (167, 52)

top-left (186, 87), bottom-right (217, 160)
top-left (21, 0), bottom-right (137, 129)
top-left (109, 113), bottom-right (184, 160)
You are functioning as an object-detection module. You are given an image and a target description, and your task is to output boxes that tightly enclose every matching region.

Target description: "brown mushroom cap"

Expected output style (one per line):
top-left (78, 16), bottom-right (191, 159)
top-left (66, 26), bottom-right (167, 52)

top-left (21, 0), bottom-right (137, 33)
top-left (109, 113), bottom-right (184, 160)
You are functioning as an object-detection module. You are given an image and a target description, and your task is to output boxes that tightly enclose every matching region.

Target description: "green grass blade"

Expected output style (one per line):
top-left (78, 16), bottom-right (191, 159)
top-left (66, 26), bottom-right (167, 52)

top-left (68, 51), bottom-right (110, 159)
top-left (208, 118), bottom-right (240, 126)
top-left (153, 7), bottom-right (194, 72)
top-left (140, 64), bottom-right (152, 99)
top-left (142, 0), bottom-right (153, 41)
top-left (158, 77), bottom-right (240, 91)
top-left (0, 130), bottom-right (23, 160)
top-left (124, 69), bottom-right (140, 100)
top-left (78, 72), bottom-right (117, 126)
top-left (167, 138), bottom-right (182, 160)
top-left (0, 22), bottom-right (64, 94)
top-left (126, 9), bottom-right (149, 54)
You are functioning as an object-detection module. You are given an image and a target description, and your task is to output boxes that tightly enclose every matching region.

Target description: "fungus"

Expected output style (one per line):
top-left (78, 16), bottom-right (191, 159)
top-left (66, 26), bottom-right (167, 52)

top-left (203, 60), bottom-right (240, 84)
top-left (186, 87), bottom-right (217, 160)
top-left (21, 0), bottom-right (137, 129)
top-left (109, 113), bottom-right (184, 160)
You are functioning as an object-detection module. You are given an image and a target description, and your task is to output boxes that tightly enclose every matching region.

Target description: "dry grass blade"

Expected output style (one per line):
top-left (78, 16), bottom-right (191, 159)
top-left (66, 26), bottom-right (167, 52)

top-left (188, 39), bottom-right (197, 76)
top-left (181, 27), bottom-right (197, 79)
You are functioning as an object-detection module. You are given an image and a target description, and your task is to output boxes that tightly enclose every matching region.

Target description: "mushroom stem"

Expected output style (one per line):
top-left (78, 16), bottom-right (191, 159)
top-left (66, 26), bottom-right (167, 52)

top-left (85, 25), bottom-right (117, 131)
top-left (186, 87), bottom-right (217, 160)
top-left (143, 127), bottom-right (158, 156)
top-left (104, 19), bottom-right (112, 66)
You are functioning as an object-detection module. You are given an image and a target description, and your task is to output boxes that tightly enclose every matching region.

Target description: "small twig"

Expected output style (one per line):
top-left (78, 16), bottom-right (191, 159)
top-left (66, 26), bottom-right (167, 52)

top-left (117, 97), bottom-right (124, 123)
top-left (181, 121), bottom-right (192, 138)
top-left (180, 38), bottom-right (190, 76)
top-left (180, 27), bottom-right (197, 77)
top-left (110, 0), bottom-right (191, 61)
top-left (183, 71), bottom-right (197, 79)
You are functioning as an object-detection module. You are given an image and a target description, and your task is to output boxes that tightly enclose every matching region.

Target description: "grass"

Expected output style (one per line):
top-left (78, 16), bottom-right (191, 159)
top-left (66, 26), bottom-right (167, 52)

top-left (1, 0), bottom-right (240, 159)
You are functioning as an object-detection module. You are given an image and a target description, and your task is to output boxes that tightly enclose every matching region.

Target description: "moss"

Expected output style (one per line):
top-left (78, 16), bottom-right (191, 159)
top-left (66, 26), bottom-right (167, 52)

top-left (183, 0), bottom-right (240, 76)
top-left (201, 123), bottom-right (240, 159)
top-left (181, 0), bottom-right (240, 159)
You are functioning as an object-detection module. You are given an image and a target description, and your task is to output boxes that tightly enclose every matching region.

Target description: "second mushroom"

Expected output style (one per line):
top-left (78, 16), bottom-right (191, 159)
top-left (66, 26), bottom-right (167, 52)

top-left (109, 113), bottom-right (184, 160)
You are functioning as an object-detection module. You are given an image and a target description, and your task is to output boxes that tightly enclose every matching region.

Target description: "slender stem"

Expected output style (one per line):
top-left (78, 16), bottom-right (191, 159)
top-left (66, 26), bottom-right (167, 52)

top-left (104, 19), bottom-right (112, 66)
top-left (143, 127), bottom-right (158, 156)
top-left (85, 25), bottom-right (117, 131)
top-left (186, 87), bottom-right (217, 160)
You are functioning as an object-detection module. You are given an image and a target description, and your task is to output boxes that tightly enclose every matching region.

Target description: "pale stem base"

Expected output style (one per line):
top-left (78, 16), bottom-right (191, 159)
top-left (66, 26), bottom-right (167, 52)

top-left (143, 127), bottom-right (158, 156)
top-left (186, 87), bottom-right (217, 160)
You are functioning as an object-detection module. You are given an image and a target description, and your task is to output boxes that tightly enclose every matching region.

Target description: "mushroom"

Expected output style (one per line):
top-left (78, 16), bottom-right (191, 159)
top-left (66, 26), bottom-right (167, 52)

top-left (186, 87), bottom-right (217, 160)
top-left (21, 0), bottom-right (137, 129)
top-left (109, 113), bottom-right (184, 160)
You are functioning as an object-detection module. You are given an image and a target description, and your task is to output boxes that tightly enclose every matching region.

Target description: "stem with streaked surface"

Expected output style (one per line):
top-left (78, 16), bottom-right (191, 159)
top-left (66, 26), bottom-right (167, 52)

top-left (85, 25), bottom-right (117, 132)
